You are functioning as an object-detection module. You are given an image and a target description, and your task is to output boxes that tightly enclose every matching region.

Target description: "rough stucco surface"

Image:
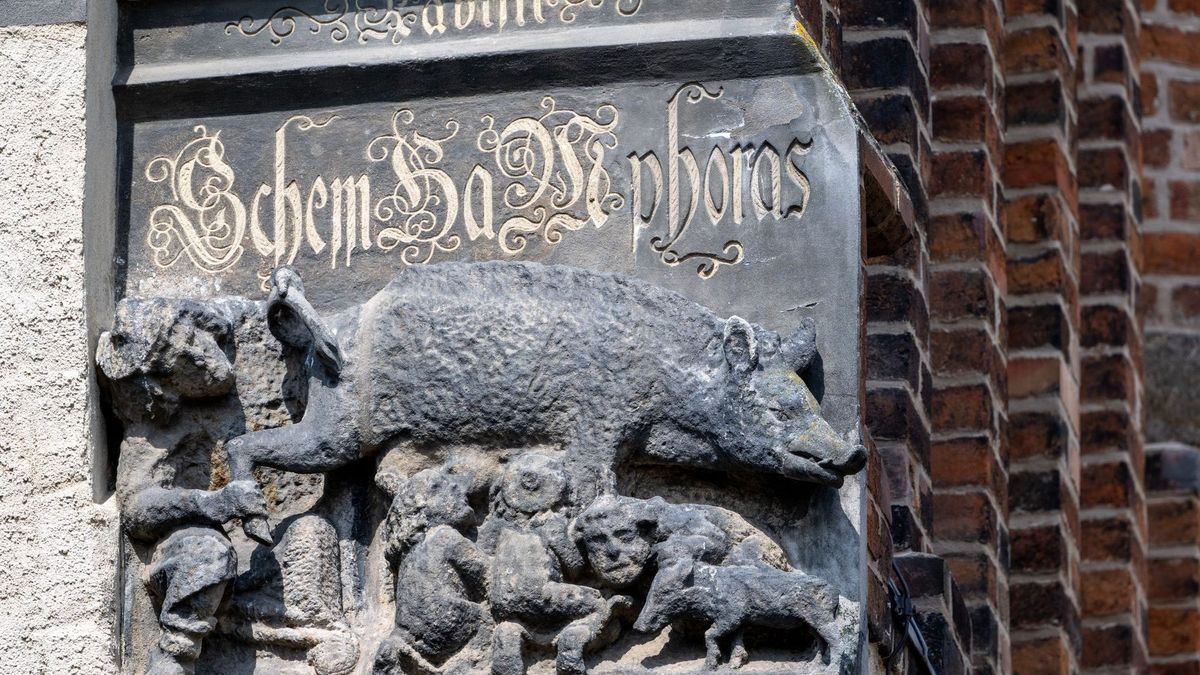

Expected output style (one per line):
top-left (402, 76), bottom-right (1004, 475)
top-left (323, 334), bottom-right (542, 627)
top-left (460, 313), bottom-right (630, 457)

top-left (0, 22), bottom-right (119, 673)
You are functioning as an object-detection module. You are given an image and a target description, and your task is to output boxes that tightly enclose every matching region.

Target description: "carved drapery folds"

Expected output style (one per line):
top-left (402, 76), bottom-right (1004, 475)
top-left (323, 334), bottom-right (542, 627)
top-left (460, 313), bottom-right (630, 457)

top-left (98, 262), bottom-right (864, 673)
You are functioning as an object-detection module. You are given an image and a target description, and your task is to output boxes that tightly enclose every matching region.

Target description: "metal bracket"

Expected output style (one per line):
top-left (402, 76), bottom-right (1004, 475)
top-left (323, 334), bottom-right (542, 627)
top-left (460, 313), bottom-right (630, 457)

top-left (886, 560), bottom-right (937, 674)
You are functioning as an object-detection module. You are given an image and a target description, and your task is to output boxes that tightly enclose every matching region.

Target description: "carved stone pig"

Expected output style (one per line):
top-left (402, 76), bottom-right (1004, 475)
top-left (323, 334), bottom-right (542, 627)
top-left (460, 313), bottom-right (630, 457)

top-left (632, 560), bottom-right (849, 672)
top-left (222, 261), bottom-right (866, 540)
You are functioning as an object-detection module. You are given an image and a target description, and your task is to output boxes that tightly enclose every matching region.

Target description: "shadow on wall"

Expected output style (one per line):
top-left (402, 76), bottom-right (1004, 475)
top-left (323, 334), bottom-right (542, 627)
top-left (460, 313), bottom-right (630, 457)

top-left (1145, 331), bottom-right (1200, 449)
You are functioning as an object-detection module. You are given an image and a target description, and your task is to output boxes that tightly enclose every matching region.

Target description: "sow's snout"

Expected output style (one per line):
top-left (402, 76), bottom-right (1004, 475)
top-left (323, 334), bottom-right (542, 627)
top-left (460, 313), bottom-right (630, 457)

top-left (784, 427), bottom-right (868, 485)
top-left (817, 434), bottom-right (868, 474)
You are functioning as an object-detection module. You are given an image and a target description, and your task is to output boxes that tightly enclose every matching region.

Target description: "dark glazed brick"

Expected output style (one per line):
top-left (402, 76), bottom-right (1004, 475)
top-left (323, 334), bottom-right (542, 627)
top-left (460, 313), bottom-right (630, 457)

top-left (868, 331), bottom-right (922, 389)
top-left (1081, 249), bottom-right (1131, 295)
top-left (1011, 411), bottom-right (1069, 462)
top-left (1011, 580), bottom-right (1079, 630)
top-left (1081, 353), bottom-right (1134, 403)
top-left (1093, 44), bottom-right (1129, 84)
top-left (1010, 304), bottom-right (1069, 351)
top-left (841, 0), bottom-right (919, 31)
top-left (1012, 524), bottom-right (1068, 572)
top-left (1007, 80), bottom-right (1067, 126)
top-left (1080, 201), bottom-right (1130, 241)
top-left (843, 37), bottom-right (929, 107)
top-left (1149, 557), bottom-right (1200, 603)
top-left (1081, 459), bottom-right (1134, 509)
top-left (1081, 624), bottom-right (1136, 670)
top-left (856, 93), bottom-right (921, 148)
top-left (1082, 515), bottom-right (1135, 561)
top-left (932, 42), bottom-right (995, 89)
top-left (1081, 304), bottom-right (1131, 348)
top-left (931, 268), bottom-right (996, 321)
top-left (1011, 469), bottom-right (1065, 513)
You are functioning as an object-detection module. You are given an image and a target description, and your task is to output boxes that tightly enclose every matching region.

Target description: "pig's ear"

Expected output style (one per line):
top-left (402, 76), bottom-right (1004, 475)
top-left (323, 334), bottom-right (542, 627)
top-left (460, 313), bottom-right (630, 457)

top-left (723, 316), bottom-right (759, 373)
top-left (781, 317), bottom-right (818, 373)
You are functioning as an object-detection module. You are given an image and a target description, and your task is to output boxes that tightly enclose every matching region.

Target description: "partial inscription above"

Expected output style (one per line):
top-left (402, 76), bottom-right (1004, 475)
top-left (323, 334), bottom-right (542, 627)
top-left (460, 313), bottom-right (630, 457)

top-left (226, 0), bottom-right (645, 45)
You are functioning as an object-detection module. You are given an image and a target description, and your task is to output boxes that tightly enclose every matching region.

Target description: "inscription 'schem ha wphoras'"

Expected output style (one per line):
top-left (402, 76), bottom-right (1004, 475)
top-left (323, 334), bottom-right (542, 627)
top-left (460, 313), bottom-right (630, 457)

top-left (142, 83), bottom-right (814, 283)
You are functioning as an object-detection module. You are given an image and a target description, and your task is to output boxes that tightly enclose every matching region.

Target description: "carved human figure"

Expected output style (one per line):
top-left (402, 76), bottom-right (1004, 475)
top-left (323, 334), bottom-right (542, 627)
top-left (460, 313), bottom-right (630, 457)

top-left (572, 495), bottom-right (846, 670)
top-left (572, 495), bottom-right (789, 592)
top-left (96, 299), bottom-right (269, 674)
top-left (481, 452), bottom-right (628, 675)
top-left (222, 262), bottom-right (866, 546)
top-left (373, 466), bottom-right (491, 674)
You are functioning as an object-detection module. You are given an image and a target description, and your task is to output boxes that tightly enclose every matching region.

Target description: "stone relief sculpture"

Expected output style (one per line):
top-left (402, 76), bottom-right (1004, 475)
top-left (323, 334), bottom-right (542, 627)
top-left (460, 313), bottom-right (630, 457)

top-left (98, 261), bottom-right (865, 674)
top-left (97, 299), bottom-right (266, 674)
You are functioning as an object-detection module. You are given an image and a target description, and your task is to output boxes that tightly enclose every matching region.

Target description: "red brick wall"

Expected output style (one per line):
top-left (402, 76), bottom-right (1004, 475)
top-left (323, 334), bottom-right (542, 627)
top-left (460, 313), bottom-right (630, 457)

top-left (1141, 0), bottom-right (1200, 671)
top-left (1003, 2), bottom-right (1086, 671)
top-left (791, 0), bottom-right (1200, 671)
top-left (1077, 1), bottom-right (1149, 671)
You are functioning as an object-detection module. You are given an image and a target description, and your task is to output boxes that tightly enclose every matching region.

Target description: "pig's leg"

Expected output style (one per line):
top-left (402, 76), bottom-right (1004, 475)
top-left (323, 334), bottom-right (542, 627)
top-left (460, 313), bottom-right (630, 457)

top-left (810, 601), bottom-right (843, 666)
top-left (225, 418), bottom-right (362, 482)
top-left (491, 622), bottom-right (527, 675)
top-left (786, 577), bottom-right (841, 665)
top-left (703, 618), bottom-right (737, 671)
top-left (225, 418), bottom-right (361, 544)
top-left (562, 423), bottom-right (625, 506)
top-left (729, 629), bottom-right (748, 669)
top-left (550, 586), bottom-right (611, 675)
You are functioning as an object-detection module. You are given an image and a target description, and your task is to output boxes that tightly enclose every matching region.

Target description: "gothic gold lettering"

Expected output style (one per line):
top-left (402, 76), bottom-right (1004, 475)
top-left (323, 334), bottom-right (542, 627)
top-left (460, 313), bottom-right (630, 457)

top-left (305, 179), bottom-right (328, 255)
top-left (331, 176), bottom-right (372, 268)
top-left (465, 165), bottom-right (496, 241)
top-left (785, 139), bottom-right (813, 219)
top-left (628, 151), bottom-right (663, 253)
top-left (145, 126), bottom-right (248, 273)
top-left (704, 147), bottom-right (730, 225)
top-left (227, 0), bottom-right (640, 46)
top-left (454, 0), bottom-right (476, 29)
top-left (751, 143), bottom-right (783, 220)
top-left (143, 82), bottom-right (814, 283)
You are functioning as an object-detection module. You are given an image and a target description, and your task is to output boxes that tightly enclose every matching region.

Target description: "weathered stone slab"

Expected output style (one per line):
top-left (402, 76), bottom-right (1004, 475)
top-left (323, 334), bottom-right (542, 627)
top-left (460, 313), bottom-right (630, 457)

top-left (105, 1), bottom-right (870, 672)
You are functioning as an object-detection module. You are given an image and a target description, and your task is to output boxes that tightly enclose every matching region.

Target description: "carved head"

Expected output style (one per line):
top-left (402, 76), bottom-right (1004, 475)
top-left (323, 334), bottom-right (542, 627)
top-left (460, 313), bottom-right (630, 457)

top-left (96, 298), bottom-right (235, 424)
top-left (715, 316), bottom-right (867, 487)
top-left (495, 451), bottom-right (568, 516)
top-left (574, 495), bottom-right (658, 588)
top-left (383, 468), bottom-right (475, 559)
top-left (632, 560), bottom-right (704, 634)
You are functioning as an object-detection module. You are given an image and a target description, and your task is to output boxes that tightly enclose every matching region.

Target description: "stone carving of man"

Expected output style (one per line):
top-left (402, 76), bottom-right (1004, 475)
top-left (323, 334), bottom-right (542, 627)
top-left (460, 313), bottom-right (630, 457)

top-left (97, 299), bottom-right (268, 674)
top-left (481, 452), bottom-right (630, 675)
top-left (374, 465), bottom-right (492, 674)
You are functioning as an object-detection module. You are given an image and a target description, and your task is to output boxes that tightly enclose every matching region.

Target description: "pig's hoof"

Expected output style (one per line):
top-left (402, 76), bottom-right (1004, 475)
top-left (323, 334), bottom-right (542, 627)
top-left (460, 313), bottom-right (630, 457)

top-left (555, 650), bottom-right (586, 675)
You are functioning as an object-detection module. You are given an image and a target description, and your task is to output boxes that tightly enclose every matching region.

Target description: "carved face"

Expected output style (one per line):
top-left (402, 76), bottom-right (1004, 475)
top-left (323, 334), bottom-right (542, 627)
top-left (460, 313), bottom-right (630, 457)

top-left (397, 470), bottom-right (476, 531)
top-left (386, 469), bottom-right (476, 553)
top-left (575, 496), bottom-right (655, 588)
top-left (96, 299), bottom-right (236, 422)
top-left (718, 317), bottom-right (867, 486)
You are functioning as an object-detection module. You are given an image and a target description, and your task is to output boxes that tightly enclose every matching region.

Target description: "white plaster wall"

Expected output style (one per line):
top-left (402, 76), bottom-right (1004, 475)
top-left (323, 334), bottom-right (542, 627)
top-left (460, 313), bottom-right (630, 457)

top-left (0, 21), bottom-right (119, 674)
